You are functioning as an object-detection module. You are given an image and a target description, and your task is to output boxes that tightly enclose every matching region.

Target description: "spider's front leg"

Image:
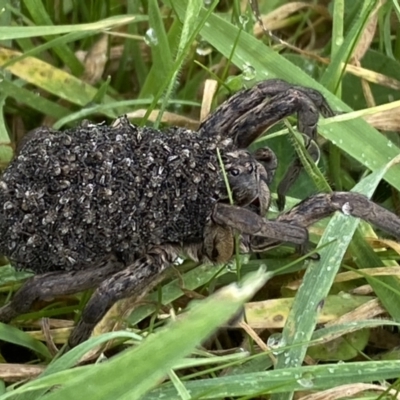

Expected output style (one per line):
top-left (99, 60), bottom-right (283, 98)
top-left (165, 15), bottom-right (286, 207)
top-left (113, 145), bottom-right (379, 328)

top-left (202, 203), bottom-right (309, 263)
top-left (200, 79), bottom-right (335, 210)
top-left (67, 246), bottom-right (179, 348)
top-left (199, 79), bottom-right (334, 144)
top-left (216, 204), bottom-right (308, 245)
top-left (246, 192), bottom-right (400, 253)
top-left (279, 192), bottom-right (400, 238)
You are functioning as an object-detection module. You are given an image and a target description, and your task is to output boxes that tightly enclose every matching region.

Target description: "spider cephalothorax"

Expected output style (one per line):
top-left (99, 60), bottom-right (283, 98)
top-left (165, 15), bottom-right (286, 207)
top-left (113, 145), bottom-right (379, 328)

top-left (0, 79), bottom-right (399, 349)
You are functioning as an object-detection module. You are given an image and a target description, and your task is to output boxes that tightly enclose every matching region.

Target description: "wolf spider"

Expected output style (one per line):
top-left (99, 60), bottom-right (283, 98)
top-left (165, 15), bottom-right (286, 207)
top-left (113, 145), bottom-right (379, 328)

top-left (0, 79), bottom-right (399, 349)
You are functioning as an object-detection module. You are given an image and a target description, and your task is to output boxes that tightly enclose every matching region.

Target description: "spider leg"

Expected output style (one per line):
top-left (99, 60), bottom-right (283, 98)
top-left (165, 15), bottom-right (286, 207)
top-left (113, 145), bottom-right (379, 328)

top-left (199, 79), bottom-right (333, 144)
top-left (67, 246), bottom-right (178, 348)
top-left (279, 192), bottom-right (400, 238)
top-left (212, 203), bottom-right (308, 245)
top-left (246, 192), bottom-right (400, 253)
top-left (0, 257), bottom-right (123, 323)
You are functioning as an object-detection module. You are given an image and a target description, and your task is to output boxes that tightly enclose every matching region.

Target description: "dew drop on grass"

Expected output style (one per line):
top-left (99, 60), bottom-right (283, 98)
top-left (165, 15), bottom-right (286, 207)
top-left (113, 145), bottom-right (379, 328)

top-left (297, 372), bottom-right (315, 388)
top-left (144, 28), bottom-right (158, 46)
top-left (267, 333), bottom-right (286, 354)
top-left (204, 0), bottom-right (212, 7)
top-left (242, 63), bottom-right (256, 81)
top-left (196, 39), bottom-right (212, 56)
top-left (238, 14), bottom-right (249, 29)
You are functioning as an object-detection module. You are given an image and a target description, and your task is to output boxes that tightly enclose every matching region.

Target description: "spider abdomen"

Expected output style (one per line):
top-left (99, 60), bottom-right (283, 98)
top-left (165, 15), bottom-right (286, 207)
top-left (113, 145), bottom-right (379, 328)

top-left (0, 119), bottom-right (224, 272)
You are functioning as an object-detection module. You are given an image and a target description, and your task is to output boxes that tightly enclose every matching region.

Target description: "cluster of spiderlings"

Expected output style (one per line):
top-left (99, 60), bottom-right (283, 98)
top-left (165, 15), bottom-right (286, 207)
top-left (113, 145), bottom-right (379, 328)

top-left (0, 118), bottom-right (230, 273)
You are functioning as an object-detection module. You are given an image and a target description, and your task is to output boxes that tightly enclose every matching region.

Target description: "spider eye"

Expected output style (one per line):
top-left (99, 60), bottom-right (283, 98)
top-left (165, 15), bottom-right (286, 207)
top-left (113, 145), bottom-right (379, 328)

top-left (248, 164), bottom-right (254, 173)
top-left (229, 169), bottom-right (240, 176)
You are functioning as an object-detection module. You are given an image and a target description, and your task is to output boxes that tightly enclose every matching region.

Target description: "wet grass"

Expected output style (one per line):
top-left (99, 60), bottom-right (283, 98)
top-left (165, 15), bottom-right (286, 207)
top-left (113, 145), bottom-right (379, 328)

top-left (1, 0), bottom-right (400, 399)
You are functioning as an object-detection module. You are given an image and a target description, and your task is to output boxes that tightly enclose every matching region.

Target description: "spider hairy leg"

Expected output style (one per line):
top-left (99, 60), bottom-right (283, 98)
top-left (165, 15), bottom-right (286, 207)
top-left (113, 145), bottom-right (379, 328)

top-left (212, 203), bottom-right (308, 245)
top-left (278, 192), bottom-right (400, 238)
top-left (199, 79), bottom-right (335, 148)
top-left (0, 258), bottom-right (123, 323)
top-left (247, 192), bottom-right (400, 253)
top-left (67, 246), bottom-right (178, 348)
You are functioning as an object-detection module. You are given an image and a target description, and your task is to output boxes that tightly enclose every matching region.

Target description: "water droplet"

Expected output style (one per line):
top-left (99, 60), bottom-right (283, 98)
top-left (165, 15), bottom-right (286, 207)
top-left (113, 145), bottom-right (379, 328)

top-left (297, 372), bottom-right (315, 388)
top-left (242, 63), bottom-right (256, 81)
top-left (239, 14), bottom-right (249, 29)
top-left (226, 262), bottom-right (237, 273)
top-left (387, 141), bottom-right (393, 148)
top-left (203, 0), bottom-right (212, 7)
top-left (174, 256), bottom-right (185, 266)
top-left (196, 39), bottom-right (212, 56)
top-left (267, 333), bottom-right (286, 354)
top-left (144, 28), bottom-right (158, 46)
top-left (341, 202), bottom-right (351, 215)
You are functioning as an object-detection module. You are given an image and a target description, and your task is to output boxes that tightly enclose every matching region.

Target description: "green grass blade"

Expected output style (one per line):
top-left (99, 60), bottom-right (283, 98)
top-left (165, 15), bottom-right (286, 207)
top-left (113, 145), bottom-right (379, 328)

top-left (171, 2), bottom-right (400, 193)
top-left (147, 0), bottom-right (173, 85)
top-left (272, 160), bottom-right (397, 400)
top-left (23, 0), bottom-right (83, 75)
top-left (0, 323), bottom-right (51, 359)
top-left (0, 15), bottom-right (142, 39)
top-left (321, 0), bottom-right (376, 92)
top-left (3, 269), bottom-right (270, 400)
top-left (143, 360), bottom-right (400, 399)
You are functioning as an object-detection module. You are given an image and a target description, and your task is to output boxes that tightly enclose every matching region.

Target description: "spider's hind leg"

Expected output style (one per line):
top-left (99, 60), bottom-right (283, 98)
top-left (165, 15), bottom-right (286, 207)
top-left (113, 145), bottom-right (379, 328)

top-left (67, 246), bottom-right (178, 348)
top-left (0, 257), bottom-right (123, 323)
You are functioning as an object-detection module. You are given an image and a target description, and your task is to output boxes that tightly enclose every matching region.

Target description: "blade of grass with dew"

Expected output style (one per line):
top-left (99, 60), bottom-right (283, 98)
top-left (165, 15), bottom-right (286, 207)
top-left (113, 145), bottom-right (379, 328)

top-left (4, 269), bottom-right (271, 400)
top-left (0, 15), bottom-right (142, 40)
top-left (330, 0), bottom-right (345, 95)
top-left (311, 320), bottom-right (400, 346)
top-left (143, 359), bottom-right (400, 399)
top-left (321, 0), bottom-right (374, 93)
top-left (140, 0), bottom-right (219, 125)
top-left (271, 159), bottom-right (398, 400)
top-left (327, 0), bottom-right (345, 190)
top-left (23, 0), bottom-right (83, 75)
top-left (155, 0), bottom-right (202, 127)
top-left (146, 0), bottom-right (174, 97)
top-left (170, 1), bottom-right (400, 193)
top-left (5, 331), bottom-right (144, 400)
top-left (285, 122), bottom-right (331, 194)
top-left (138, 18), bottom-right (182, 100)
